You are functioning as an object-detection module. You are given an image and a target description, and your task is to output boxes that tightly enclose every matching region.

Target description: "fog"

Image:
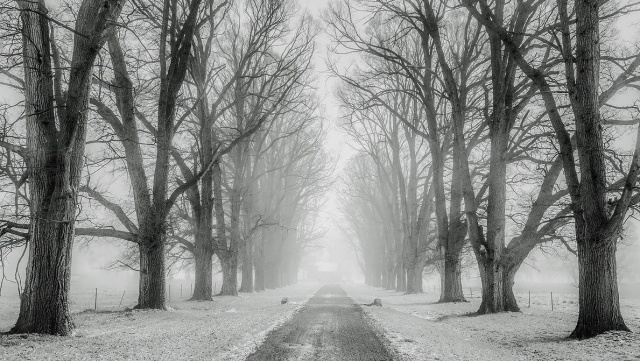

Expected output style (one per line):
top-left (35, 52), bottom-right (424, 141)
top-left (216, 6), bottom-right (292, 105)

top-left (2, 0), bottom-right (640, 348)
top-left (1, 0), bottom-right (639, 301)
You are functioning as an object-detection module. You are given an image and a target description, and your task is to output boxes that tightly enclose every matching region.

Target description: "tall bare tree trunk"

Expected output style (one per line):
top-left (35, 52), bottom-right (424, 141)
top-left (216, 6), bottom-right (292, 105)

top-left (405, 258), bottom-right (423, 293)
top-left (212, 160), bottom-right (238, 296)
top-left (440, 152), bottom-right (466, 303)
top-left (13, 1), bottom-right (74, 336)
top-left (239, 180), bottom-right (254, 292)
top-left (404, 251), bottom-right (420, 293)
top-left (477, 259), bottom-right (504, 313)
top-left (265, 249), bottom-right (281, 289)
top-left (503, 263), bottom-right (520, 312)
top-left (240, 237), bottom-right (254, 292)
top-left (418, 28), bottom-right (467, 303)
top-left (254, 231), bottom-right (266, 291)
top-left (373, 262), bottom-right (383, 287)
top-left (139, 0), bottom-right (204, 308)
top-left (219, 253), bottom-right (238, 296)
top-left (396, 242), bottom-right (406, 292)
top-left (441, 248), bottom-right (465, 302)
top-left (569, 0), bottom-right (629, 338)
top-left (478, 115), bottom-right (510, 313)
top-left (475, 253), bottom-right (523, 313)
top-left (137, 226), bottom-right (167, 309)
top-left (191, 226), bottom-right (213, 300)
top-left (221, 178), bottom-right (242, 295)
top-left (572, 240), bottom-right (626, 337)
top-left (190, 119), bottom-right (215, 300)
top-left (13, 201), bottom-right (76, 335)
top-left (11, 0), bottom-right (124, 335)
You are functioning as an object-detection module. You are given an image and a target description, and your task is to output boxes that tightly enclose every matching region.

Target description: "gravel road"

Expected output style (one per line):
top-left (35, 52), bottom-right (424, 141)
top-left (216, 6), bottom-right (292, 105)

top-left (246, 283), bottom-right (393, 361)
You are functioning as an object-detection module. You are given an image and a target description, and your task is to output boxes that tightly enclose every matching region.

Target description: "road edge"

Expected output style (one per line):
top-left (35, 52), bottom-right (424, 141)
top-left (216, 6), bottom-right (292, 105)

top-left (355, 300), bottom-right (407, 361)
top-left (227, 284), bottom-right (320, 361)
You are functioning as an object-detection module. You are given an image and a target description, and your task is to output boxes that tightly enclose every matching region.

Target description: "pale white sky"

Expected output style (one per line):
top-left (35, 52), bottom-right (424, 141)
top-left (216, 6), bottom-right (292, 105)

top-left (296, 0), bottom-right (350, 157)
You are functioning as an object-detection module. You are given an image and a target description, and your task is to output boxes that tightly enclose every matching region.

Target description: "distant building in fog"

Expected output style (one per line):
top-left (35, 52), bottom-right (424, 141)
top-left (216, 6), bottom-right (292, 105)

top-left (306, 261), bottom-right (341, 283)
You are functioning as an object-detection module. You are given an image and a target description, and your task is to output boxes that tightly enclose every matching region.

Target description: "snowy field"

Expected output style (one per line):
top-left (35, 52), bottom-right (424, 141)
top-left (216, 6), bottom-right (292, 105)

top-left (343, 283), bottom-right (640, 361)
top-left (1, 282), bottom-right (639, 360)
top-left (0, 282), bottom-right (320, 360)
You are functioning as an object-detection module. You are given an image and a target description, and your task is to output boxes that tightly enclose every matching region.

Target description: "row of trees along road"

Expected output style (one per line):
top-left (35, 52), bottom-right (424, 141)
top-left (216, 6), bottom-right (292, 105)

top-left (0, 0), bottom-right (328, 335)
top-left (328, 0), bottom-right (640, 339)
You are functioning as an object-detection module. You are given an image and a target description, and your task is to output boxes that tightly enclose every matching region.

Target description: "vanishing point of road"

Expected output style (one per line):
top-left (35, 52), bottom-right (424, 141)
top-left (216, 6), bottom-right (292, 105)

top-left (246, 283), bottom-right (393, 361)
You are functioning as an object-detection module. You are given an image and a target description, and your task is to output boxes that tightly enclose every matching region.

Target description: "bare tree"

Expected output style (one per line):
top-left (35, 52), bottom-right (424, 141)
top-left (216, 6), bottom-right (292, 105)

top-left (0, 0), bottom-right (126, 335)
top-left (248, 116), bottom-right (331, 290)
top-left (162, 0), bottom-right (319, 297)
top-left (462, 0), bottom-right (640, 338)
top-left (337, 69), bottom-right (436, 293)
top-left (87, 0), bottom-right (218, 309)
top-left (326, 0), bottom-right (487, 297)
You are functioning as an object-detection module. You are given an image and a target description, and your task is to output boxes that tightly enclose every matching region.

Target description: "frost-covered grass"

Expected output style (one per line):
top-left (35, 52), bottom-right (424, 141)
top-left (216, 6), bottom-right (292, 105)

top-left (0, 282), bottom-right (320, 360)
top-left (344, 282), bottom-right (640, 361)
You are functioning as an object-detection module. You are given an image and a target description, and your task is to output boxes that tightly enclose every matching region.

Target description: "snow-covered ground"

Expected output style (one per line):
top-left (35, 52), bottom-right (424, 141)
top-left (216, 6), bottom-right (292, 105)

top-left (2, 282), bottom-right (638, 360)
top-left (343, 282), bottom-right (640, 361)
top-left (0, 282), bottom-right (321, 360)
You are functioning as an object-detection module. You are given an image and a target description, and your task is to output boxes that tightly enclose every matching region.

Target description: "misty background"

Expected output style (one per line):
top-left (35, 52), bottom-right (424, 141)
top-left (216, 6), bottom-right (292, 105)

top-left (1, 0), bottom-right (639, 301)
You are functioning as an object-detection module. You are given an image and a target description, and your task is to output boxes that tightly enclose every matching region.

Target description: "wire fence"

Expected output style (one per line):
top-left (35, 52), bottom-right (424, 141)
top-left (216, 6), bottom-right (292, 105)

top-left (81, 281), bottom-right (223, 311)
top-left (0, 281), bottom-right (221, 314)
top-left (1, 281), bottom-right (580, 314)
top-left (423, 285), bottom-right (578, 312)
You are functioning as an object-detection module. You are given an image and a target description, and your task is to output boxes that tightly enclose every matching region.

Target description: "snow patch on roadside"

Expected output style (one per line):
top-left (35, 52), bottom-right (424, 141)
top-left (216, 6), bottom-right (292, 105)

top-left (359, 305), bottom-right (427, 361)
top-left (215, 288), bottom-right (316, 361)
top-left (343, 282), bottom-right (640, 361)
top-left (0, 282), bottom-right (322, 360)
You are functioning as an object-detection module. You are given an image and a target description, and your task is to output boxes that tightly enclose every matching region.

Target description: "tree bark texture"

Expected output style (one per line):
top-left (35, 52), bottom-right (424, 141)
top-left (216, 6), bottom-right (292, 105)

top-left (440, 149), bottom-right (467, 303)
top-left (137, 231), bottom-right (167, 309)
top-left (254, 231), bottom-right (266, 291)
top-left (219, 253), bottom-right (238, 296)
top-left (466, 0), bottom-right (637, 334)
top-left (478, 111), bottom-right (510, 313)
top-left (239, 236), bottom-right (254, 292)
top-left (212, 161), bottom-right (239, 296)
top-left (503, 265), bottom-right (520, 312)
top-left (239, 179), bottom-right (255, 292)
top-left (440, 248), bottom-right (466, 303)
top-left (417, 24), bottom-right (467, 303)
top-left (190, 233), bottom-right (214, 300)
top-left (571, 240), bottom-right (627, 338)
top-left (188, 103), bottom-right (215, 301)
top-left (405, 260), bottom-right (423, 293)
top-left (570, 0), bottom-right (629, 338)
top-left (12, 0), bottom-right (124, 335)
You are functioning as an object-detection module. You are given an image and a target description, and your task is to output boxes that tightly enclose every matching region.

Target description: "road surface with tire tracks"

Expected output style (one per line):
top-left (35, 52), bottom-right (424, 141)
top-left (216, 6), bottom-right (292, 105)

top-left (246, 283), bottom-right (393, 361)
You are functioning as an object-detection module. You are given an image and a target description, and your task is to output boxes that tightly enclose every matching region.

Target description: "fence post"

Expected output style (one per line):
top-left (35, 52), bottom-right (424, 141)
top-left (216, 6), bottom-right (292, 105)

top-left (119, 290), bottom-right (126, 307)
top-left (551, 292), bottom-right (553, 311)
top-left (94, 288), bottom-right (98, 311)
top-left (528, 290), bottom-right (530, 308)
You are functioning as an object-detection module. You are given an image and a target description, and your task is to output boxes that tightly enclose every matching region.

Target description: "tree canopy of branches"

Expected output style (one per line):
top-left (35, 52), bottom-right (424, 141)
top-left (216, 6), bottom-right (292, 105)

top-left (0, 0), bottom-right (326, 334)
top-left (0, 0), bottom-right (127, 336)
top-left (328, 0), bottom-right (640, 339)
